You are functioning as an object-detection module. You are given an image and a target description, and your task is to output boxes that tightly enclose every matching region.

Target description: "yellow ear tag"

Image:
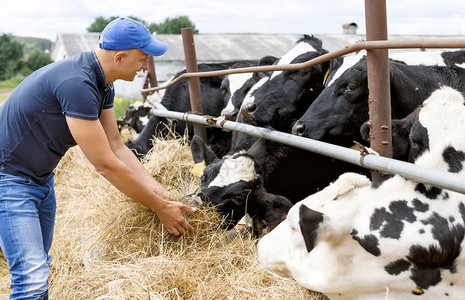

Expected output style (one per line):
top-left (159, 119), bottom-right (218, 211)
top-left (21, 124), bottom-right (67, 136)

top-left (412, 288), bottom-right (424, 295)
top-left (322, 67), bottom-right (330, 86)
top-left (191, 160), bottom-right (206, 177)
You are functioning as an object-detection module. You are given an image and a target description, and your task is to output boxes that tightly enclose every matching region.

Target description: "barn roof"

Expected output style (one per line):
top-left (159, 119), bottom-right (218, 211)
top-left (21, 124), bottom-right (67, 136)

top-left (52, 33), bottom-right (369, 62)
top-left (52, 32), bottom-right (459, 63)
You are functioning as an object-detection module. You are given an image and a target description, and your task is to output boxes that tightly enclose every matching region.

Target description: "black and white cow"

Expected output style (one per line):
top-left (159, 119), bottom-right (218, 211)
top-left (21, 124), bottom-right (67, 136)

top-left (118, 100), bottom-right (153, 135)
top-left (220, 56), bottom-right (278, 121)
top-left (240, 35), bottom-right (342, 132)
top-left (360, 106), bottom-right (423, 162)
top-left (292, 50), bottom-right (465, 147)
top-left (259, 86), bottom-right (465, 299)
top-left (190, 135), bottom-right (293, 232)
top-left (126, 61), bottom-right (257, 158)
top-left (190, 134), bottom-right (368, 234)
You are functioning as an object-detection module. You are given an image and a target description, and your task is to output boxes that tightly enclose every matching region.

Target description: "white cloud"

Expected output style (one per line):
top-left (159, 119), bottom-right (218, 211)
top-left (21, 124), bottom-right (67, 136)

top-left (0, 0), bottom-right (463, 41)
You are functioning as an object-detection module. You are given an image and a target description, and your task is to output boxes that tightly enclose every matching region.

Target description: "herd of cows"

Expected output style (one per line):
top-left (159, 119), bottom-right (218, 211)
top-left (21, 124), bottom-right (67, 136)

top-left (119, 35), bottom-right (465, 299)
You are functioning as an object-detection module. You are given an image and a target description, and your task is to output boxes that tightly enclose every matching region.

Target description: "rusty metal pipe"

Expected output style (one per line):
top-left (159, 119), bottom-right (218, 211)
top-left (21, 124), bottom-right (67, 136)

top-left (141, 56), bottom-right (158, 100)
top-left (365, 0), bottom-right (392, 185)
top-left (181, 28), bottom-right (207, 142)
top-left (149, 109), bottom-right (465, 195)
top-left (141, 38), bottom-right (465, 94)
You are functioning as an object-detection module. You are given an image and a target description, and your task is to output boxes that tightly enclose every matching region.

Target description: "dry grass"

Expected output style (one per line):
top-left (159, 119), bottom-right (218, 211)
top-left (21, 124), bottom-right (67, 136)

top-left (0, 136), bottom-right (327, 300)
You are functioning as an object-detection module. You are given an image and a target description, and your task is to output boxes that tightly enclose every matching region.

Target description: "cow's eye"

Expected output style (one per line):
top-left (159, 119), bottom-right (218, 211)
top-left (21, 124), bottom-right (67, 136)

top-left (221, 87), bottom-right (228, 97)
top-left (344, 83), bottom-right (358, 93)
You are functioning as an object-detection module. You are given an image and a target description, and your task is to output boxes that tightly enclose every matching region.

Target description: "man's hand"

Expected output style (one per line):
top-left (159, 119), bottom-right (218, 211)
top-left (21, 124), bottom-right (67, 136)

top-left (155, 201), bottom-right (196, 236)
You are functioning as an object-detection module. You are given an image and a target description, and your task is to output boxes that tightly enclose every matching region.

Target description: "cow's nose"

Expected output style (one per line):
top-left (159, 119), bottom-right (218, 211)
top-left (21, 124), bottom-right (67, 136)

top-left (241, 103), bottom-right (257, 123)
top-left (292, 121), bottom-right (306, 136)
top-left (223, 110), bottom-right (238, 121)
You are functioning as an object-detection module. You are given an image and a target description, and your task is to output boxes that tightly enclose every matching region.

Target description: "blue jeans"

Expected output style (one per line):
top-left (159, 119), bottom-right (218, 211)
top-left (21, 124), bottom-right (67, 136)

top-left (0, 172), bottom-right (56, 300)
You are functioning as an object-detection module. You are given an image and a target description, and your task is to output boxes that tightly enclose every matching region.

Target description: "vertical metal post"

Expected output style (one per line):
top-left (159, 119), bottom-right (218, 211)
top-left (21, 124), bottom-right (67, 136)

top-left (147, 56), bottom-right (158, 87)
top-left (365, 0), bottom-right (392, 185)
top-left (142, 56), bottom-right (158, 100)
top-left (181, 28), bottom-right (207, 142)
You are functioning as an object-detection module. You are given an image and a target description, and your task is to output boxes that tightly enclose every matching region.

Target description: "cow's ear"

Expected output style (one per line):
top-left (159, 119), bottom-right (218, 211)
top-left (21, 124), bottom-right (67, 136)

top-left (324, 56), bottom-right (344, 87)
top-left (256, 55), bottom-right (279, 78)
top-left (299, 205), bottom-right (324, 253)
top-left (190, 135), bottom-right (218, 165)
top-left (360, 120), bottom-right (371, 142)
top-left (259, 55), bottom-right (279, 66)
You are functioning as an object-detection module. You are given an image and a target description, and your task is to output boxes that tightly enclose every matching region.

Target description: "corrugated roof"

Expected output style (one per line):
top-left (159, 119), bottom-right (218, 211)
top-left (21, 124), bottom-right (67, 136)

top-left (52, 33), bottom-right (459, 62)
top-left (152, 34), bottom-right (303, 61)
top-left (52, 33), bottom-right (369, 62)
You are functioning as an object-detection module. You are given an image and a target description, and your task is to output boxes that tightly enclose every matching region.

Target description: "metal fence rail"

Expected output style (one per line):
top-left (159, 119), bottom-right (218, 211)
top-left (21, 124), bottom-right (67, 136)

top-left (141, 37), bottom-right (465, 94)
top-left (149, 109), bottom-right (465, 195)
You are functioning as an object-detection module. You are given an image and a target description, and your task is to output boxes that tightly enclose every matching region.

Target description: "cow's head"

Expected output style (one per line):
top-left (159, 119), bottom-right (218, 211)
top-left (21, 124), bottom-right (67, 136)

top-left (292, 52), bottom-right (369, 147)
top-left (190, 135), bottom-right (292, 231)
top-left (221, 56), bottom-right (278, 121)
top-left (361, 86), bottom-right (465, 166)
top-left (258, 172), bottom-right (376, 298)
top-left (120, 101), bottom-right (153, 133)
top-left (407, 86), bottom-right (465, 173)
top-left (221, 73), bottom-right (256, 120)
top-left (241, 35), bottom-right (334, 132)
top-left (360, 106), bottom-right (423, 162)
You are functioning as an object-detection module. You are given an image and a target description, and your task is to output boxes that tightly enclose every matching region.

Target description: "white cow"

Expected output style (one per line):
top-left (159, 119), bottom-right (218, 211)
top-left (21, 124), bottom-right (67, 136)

top-left (258, 86), bottom-right (465, 300)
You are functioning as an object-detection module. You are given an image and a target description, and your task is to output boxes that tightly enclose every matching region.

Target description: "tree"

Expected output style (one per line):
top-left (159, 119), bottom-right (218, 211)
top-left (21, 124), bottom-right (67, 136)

top-left (87, 16), bottom-right (119, 33)
top-left (156, 16), bottom-right (198, 34)
top-left (27, 50), bottom-right (52, 72)
top-left (0, 34), bottom-right (24, 80)
top-left (87, 15), bottom-right (198, 34)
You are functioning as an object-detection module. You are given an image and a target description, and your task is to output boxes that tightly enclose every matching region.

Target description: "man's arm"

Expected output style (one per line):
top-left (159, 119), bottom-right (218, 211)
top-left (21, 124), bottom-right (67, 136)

top-left (99, 109), bottom-right (171, 197)
top-left (65, 110), bottom-right (194, 236)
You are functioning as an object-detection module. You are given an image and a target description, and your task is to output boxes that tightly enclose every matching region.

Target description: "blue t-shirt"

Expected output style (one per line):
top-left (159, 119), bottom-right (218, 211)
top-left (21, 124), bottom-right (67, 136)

top-left (0, 51), bottom-right (114, 184)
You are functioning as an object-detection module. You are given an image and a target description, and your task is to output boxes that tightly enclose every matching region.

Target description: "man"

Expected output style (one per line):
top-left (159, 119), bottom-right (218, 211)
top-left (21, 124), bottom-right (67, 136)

top-left (0, 17), bottom-right (195, 299)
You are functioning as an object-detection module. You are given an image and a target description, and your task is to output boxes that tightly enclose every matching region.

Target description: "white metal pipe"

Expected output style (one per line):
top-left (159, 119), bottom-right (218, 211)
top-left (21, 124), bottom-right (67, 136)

top-left (150, 109), bottom-right (465, 195)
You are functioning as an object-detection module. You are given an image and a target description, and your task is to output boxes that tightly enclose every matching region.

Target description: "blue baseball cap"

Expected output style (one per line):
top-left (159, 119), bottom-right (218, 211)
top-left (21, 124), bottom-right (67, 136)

top-left (99, 17), bottom-right (168, 56)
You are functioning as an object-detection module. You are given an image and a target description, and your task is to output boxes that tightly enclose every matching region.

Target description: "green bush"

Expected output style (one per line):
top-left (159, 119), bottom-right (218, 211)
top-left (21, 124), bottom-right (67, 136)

top-left (113, 97), bottom-right (137, 120)
top-left (27, 50), bottom-right (52, 72)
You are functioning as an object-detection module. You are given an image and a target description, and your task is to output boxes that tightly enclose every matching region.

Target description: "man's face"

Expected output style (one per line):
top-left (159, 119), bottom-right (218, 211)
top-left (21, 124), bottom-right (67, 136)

top-left (118, 49), bottom-right (149, 81)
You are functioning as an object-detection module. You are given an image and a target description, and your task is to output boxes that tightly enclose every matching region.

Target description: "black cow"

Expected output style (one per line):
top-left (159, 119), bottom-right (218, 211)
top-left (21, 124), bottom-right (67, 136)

top-left (240, 35), bottom-right (343, 132)
top-left (126, 61), bottom-right (257, 158)
top-left (292, 52), bottom-right (465, 147)
top-left (230, 36), bottom-right (342, 152)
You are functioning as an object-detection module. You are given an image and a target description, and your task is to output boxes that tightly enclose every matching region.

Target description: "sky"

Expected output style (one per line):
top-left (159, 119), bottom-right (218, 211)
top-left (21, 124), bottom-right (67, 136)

top-left (1, 0), bottom-right (465, 42)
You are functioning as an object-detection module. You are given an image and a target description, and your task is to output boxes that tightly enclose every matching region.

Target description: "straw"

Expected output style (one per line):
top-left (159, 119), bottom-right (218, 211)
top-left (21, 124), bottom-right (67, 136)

top-left (0, 135), bottom-right (327, 300)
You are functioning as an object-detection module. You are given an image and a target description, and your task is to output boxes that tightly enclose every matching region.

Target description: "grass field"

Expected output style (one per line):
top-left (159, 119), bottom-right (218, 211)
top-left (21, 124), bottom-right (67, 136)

top-left (0, 77), bottom-right (22, 105)
top-left (0, 88), bottom-right (13, 105)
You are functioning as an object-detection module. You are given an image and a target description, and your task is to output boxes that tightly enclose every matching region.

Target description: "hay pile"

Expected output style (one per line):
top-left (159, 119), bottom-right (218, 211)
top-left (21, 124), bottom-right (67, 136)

top-left (0, 136), bottom-right (327, 299)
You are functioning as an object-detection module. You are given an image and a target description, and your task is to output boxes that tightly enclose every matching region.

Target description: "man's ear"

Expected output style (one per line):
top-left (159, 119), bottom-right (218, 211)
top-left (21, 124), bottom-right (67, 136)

top-left (114, 51), bottom-right (126, 63)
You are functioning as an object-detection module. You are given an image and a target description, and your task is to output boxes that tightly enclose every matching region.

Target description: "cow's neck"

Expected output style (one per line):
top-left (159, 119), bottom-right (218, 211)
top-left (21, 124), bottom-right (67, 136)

top-left (389, 63), bottom-right (450, 118)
